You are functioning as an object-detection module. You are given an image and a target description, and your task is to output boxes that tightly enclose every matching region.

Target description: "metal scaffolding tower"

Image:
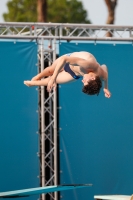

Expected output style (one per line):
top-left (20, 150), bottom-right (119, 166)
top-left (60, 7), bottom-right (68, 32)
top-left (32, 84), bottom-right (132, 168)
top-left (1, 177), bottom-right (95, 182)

top-left (38, 39), bottom-right (58, 200)
top-left (0, 22), bottom-right (133, 200)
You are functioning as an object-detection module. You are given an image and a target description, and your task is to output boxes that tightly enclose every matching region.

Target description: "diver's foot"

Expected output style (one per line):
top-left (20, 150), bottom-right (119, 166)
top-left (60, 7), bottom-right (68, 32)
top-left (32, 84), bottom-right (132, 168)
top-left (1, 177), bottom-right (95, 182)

top-left (24, 81), bottom-right (33, 87)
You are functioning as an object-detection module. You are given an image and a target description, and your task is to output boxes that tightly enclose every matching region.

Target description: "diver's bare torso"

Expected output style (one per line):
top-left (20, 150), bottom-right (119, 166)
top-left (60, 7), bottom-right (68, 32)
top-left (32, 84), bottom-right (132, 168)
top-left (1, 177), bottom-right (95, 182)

top-left (64, 51), bottom-right (105, 78)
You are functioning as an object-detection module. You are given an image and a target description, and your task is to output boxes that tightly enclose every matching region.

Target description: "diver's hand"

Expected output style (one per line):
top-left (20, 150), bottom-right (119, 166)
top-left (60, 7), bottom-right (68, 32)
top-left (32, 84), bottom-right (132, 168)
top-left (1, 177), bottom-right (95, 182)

top-left (103, 88), bottom-right (111, 98)
top-left (47, 78), bottom-right (57, 92)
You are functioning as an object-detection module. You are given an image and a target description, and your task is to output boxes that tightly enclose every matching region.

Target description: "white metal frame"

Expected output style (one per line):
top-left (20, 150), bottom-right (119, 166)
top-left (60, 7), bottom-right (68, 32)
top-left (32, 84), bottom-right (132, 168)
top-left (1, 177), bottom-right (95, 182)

top-left (0, 23), bottom-right (133, 41)
top-left (0, 23), bottom-right (133, 200)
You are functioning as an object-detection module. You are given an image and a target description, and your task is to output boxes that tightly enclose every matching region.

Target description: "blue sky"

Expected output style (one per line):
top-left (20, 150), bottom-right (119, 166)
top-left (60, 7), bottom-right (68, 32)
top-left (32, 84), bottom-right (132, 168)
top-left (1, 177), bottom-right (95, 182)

top-left (0, 0), bottom-right (133, 25)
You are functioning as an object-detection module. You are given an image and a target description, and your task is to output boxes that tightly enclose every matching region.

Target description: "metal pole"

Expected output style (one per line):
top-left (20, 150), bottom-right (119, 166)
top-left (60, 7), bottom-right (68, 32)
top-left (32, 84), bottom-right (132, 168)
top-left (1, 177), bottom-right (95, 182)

top-left (40, 38), bottom-right (45, 200)
top-left (48, 40), bottom-right (53, 186)
top-left (53, 38), bottom-right (58, 200)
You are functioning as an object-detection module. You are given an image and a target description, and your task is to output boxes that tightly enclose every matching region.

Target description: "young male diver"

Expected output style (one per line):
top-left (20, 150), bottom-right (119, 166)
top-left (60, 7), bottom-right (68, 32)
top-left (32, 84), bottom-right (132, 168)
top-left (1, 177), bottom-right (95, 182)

top-left (24, 51), bottom-right (111, 98)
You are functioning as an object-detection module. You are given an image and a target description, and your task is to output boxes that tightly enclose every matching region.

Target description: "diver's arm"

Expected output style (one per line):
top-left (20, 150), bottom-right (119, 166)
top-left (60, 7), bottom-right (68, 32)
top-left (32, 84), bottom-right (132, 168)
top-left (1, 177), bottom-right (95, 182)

top-left (101, 65), bottom-right (111, 98)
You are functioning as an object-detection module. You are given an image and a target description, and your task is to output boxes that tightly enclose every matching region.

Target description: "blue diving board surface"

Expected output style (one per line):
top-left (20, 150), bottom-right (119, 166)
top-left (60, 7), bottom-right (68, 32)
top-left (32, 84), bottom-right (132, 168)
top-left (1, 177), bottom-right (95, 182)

top-left (0, 184), bottom-right (92, 198)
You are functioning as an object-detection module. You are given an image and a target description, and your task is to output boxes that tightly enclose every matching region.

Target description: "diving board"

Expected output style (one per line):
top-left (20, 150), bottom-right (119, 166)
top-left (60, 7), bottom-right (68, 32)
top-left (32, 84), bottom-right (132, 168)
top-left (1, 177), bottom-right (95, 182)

top-left (0, 184), bottom-right (92, 198)
top-left (94, 195), bottom-right (133, 200)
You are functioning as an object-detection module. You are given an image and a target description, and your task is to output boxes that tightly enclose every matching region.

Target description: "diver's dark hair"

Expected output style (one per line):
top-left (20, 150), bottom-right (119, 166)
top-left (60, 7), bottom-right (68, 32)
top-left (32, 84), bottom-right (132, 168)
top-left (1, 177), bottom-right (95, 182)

top-left (82, 76), bottom-right (102, 96)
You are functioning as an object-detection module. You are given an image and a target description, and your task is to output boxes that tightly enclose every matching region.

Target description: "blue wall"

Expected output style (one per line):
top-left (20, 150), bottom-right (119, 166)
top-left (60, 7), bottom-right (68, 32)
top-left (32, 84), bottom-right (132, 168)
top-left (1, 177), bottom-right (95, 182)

top-left (59, 42), bottom-right (133, 200)
top-left (0, 41), bottom-right (39, 200)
